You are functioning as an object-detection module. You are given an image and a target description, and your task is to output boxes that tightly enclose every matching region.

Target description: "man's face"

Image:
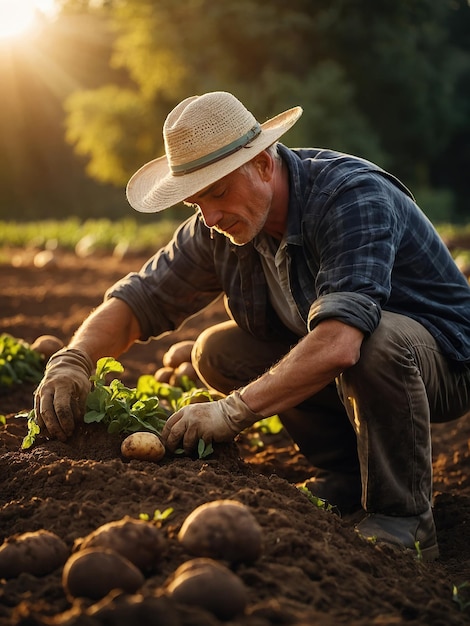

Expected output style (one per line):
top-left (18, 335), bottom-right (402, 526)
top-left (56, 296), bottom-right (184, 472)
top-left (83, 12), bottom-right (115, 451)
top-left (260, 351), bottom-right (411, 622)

top-left (184, 159), bottom-right (272, 246)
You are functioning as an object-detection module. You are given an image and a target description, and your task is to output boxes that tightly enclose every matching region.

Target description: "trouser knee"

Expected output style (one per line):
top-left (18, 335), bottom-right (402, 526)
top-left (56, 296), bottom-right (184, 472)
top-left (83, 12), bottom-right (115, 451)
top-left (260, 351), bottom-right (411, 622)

top-left (193, 321), bottom-right (359, 474)
top-left (192, 321), bottom-right (291, 395)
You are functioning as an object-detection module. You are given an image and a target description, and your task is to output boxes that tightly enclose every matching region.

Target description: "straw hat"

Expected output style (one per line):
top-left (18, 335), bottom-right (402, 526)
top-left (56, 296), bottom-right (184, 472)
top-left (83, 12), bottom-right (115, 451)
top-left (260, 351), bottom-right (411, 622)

top-left (126, 91), bottom-right (303, 213)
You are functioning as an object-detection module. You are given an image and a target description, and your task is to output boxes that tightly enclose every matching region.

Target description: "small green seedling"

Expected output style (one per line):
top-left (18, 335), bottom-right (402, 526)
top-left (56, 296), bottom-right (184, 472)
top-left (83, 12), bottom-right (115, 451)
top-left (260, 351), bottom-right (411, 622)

top-left (20, 409), bottom-right (40, 450)
top-left (139, 507), bottom-right (174, 524)
top-left (246, 415), bottom-right (284, 450)
top-left (414, 540), bottom-right (423, 561)
top-left (298, 485), bottom-right (340, 516)
top-left (453, 581), bottom-right (470, 612)
top-left (198, 439), bottom-right (214, 459)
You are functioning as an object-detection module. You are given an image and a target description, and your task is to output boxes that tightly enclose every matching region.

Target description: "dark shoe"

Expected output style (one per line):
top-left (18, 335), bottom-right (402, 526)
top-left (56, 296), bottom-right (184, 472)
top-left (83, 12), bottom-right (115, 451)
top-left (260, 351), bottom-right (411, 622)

top-left (355, 509), bottom-right (439, 561)
top-left (298, 470), bottom-right (362, 516)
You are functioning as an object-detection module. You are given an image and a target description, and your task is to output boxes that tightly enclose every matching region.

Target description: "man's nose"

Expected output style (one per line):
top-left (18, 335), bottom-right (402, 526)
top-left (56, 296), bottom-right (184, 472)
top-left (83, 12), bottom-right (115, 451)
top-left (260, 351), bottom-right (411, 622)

top-left (200, 205), bottom-right (223, 228)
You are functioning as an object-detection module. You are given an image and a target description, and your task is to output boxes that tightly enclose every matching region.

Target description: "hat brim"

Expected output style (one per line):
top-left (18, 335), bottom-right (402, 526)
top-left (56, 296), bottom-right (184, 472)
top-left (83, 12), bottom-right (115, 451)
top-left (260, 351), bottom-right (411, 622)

top-left (126, 106), bottom-right (303, 213)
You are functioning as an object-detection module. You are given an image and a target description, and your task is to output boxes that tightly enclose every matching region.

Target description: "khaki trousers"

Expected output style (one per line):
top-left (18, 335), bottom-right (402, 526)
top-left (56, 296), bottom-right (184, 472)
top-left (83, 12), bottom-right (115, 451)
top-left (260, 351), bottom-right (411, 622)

top-left (192, 312), bottom-right (470, 516)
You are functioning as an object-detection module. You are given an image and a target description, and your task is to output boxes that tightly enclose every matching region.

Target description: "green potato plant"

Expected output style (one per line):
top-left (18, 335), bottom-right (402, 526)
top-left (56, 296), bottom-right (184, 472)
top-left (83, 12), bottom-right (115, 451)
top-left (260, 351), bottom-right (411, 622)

top-left (0, 334), bottom-right (45, 390)
top-left (21, 356), bottom-right (217, 458)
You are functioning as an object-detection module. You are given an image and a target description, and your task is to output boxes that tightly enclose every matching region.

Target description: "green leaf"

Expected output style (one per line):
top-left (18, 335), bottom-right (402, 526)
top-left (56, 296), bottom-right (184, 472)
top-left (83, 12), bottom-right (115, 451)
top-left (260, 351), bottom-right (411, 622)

top-left (297, 485), bottom-right (340, 515)
top-left (197, 439), bottom-right (214, 459)
top-left (21, 410), bottom-right (40, 450)
top-left (0, 334), bottom-right (45, 390)
top-left (84, 409), bottom-right (106, 424)
top-left (91, 357), bottom-right (124, 384)
top-left (108, 418), bottom-right (129, 434)
top-left (254, 414), bottom-right (284, 435)
top-left (148, 381), bottom-right (183, 404)
top-left (83, 357), bottom-right (219, 445)
top-left (136, 374), bottom-right (162, 397)
top-left (178, 374), bottom-right (196, 392)
top-left (153, 507), bottom-right (174, 521)
top-left (176, 388), bottom-right (213, 409)
top-left (86, 388), bottom-right (105, 412)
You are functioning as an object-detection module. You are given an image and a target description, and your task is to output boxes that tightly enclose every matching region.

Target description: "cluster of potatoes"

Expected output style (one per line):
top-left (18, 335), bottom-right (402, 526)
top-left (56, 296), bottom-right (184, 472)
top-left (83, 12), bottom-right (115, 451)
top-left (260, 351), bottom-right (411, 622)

top-left (0, 500), bottom-right (263, 621)
top-left (15, 337), bottom-right (264, 619)
top-left (154, 339), bottom-right (201, 388)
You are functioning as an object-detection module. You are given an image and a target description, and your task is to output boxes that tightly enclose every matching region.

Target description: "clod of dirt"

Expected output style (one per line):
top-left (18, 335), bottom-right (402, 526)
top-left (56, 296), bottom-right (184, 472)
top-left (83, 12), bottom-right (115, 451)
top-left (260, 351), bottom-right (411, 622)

top-left (178, 499), bottom-right (262, 563)
top-left (0, 529), bottom-right (69, 579)
top-left (73, 515), bottom-right (167, 573)
top-left (164, 557), bottom-right (248, 620)
top-left (62, 547), bottom-right (145, 600)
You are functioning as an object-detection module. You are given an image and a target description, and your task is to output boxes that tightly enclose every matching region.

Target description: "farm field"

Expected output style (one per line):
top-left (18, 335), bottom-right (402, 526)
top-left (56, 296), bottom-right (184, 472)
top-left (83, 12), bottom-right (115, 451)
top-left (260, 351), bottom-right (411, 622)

top-left (1, 248), bottom-right (470, 625)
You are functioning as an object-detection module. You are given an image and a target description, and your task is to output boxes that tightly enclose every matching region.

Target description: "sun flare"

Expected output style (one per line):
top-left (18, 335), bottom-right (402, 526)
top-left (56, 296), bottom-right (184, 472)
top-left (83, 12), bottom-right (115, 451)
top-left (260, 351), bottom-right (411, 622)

top-left (0, 0), bottom-right (57, 41)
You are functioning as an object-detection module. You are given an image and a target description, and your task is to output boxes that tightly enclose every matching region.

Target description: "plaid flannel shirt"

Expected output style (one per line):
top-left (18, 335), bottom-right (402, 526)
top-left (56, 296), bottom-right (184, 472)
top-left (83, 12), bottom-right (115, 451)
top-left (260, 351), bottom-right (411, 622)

top-left (107, 144), bottom-right (470, 363)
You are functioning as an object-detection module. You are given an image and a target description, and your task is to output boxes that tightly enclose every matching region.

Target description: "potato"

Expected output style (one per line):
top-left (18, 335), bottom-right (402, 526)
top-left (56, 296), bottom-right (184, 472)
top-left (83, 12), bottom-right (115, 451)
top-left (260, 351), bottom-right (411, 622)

top-left (74, 516), bottom-right (166, 573)
top-left (0, 529), bottom-right (69, 579)
top-left (121, 432), bottom-right (165, 462)
top-left (162, 340), bottom-right (195, 368)
top-left (63, 548), bottom-right (145, 600)
top-left (154, 366), bottom-right (174, 383)
top-left (164, 557), bottom-right (248, 620)
top-left (178, 500), bottom-right (262, 563)
top-left (33, 250), bottom-right (57, 269)
top-left (30, 334), bottom-right (64, 360)
top-left (169, 361), bottom-right (200, 387)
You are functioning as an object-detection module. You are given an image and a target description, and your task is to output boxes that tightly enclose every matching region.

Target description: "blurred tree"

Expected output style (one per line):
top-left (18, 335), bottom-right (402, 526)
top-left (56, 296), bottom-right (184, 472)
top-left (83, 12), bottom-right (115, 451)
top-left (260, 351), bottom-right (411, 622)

top-left (64, 0), bottom-right (387, 185)
top-left (428, 0), bottom-right (470, 220)
top-left (62, 0), bottom-right (470, 221)
top-left (311, 0), bottom-right (467, 192)
top-left (1, 0), bottom-right (469, 220)
top-left (65, 86), bottom-right (156, 185)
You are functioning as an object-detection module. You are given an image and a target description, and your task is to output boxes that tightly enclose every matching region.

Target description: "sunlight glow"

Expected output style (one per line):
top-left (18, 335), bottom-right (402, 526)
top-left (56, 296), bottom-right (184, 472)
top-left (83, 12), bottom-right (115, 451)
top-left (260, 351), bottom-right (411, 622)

top-left (0, 0), bottom-right (57, 41)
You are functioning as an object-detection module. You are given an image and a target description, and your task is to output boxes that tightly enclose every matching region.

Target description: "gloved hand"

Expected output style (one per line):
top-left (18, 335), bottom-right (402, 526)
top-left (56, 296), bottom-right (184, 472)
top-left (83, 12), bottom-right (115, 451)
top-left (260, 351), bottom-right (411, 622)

top-left (34, 348), bottom-right (94, 442)
top-left (161, 390), bottom-right (263, 453)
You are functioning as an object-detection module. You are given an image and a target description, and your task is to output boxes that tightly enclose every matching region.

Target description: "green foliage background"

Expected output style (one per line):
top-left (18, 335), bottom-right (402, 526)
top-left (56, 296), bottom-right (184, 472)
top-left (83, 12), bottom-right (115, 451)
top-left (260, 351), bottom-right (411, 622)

top-left (1, 0), bottom-right (469, 223)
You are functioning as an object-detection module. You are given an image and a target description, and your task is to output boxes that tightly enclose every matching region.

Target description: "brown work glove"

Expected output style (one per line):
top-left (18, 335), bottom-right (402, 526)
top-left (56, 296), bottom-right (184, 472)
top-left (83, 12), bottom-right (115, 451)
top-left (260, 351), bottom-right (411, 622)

top-left (161, 390), bottom-right (263, 454)
top-left (34, 348), bottom-right (94, 441)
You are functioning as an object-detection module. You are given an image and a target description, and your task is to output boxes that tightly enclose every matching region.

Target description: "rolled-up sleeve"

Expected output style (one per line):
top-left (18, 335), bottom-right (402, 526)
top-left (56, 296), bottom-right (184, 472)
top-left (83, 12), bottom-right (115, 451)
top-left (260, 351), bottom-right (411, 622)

top-left (307, 291), bottom-right (381, 335)
top-left (305, 171), bottom-right (406, 335)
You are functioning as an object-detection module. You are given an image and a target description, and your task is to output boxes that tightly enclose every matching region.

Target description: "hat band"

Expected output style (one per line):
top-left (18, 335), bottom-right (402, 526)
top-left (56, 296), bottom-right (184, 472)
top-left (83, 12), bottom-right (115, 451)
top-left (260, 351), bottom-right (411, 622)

top-left (170, 123), bottom-right (262, 176)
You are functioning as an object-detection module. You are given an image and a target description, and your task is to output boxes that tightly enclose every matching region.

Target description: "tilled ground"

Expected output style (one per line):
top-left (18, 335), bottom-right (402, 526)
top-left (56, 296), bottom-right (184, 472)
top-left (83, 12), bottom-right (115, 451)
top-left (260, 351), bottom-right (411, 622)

top-left (1, 250), bottom-right (469, 626)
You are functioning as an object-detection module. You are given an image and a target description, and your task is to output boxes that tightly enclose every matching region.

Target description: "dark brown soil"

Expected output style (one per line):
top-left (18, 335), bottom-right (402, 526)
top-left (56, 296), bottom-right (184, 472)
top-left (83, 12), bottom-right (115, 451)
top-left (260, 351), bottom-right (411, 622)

top-left (1, 249), bottom-right (470, 626)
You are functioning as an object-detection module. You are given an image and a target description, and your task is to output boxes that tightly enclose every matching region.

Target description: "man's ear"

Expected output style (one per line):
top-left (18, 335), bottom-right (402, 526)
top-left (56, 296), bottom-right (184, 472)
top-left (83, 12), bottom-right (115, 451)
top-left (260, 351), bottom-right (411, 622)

top-left (252, 150), bottom-right (274, 181)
